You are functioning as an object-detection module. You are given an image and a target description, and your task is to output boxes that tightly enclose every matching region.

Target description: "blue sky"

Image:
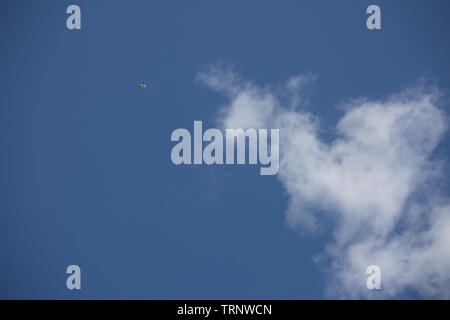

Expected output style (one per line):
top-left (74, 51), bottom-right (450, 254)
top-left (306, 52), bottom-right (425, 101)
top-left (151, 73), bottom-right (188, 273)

top-left (1, 0), bottom-right (450, 299)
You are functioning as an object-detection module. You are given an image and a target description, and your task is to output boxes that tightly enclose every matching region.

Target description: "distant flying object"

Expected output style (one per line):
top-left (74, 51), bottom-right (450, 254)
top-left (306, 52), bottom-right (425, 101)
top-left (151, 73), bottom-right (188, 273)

top-left (138, 81), bottom-right (148, 90)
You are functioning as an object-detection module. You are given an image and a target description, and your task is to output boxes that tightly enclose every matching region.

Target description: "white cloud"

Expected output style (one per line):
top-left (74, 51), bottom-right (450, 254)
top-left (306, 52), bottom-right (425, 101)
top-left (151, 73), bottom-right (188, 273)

top-left (198, 65), bottom-right (450, 298)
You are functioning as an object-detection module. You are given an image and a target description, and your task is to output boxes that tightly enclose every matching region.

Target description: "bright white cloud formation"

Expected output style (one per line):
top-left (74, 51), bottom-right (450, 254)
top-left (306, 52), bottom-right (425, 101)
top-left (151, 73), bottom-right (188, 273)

top-left (198, 64), bottom-right (450, 298)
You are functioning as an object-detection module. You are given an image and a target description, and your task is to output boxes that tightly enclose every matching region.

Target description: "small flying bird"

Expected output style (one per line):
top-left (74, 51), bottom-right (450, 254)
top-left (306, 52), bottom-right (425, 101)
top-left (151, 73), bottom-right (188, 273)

top-left (138, 81), bottom-right (148, 90)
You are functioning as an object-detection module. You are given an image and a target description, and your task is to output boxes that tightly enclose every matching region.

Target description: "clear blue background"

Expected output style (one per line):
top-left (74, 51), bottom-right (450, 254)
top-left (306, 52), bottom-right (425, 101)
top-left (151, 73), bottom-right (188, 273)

top-left (1, 0), bottom-right (450, 299)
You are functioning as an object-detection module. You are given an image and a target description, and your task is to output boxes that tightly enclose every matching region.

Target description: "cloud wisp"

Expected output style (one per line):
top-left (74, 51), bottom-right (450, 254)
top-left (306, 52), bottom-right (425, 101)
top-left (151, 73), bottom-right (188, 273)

top-left (197, 64), bottom-right (450, 298)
